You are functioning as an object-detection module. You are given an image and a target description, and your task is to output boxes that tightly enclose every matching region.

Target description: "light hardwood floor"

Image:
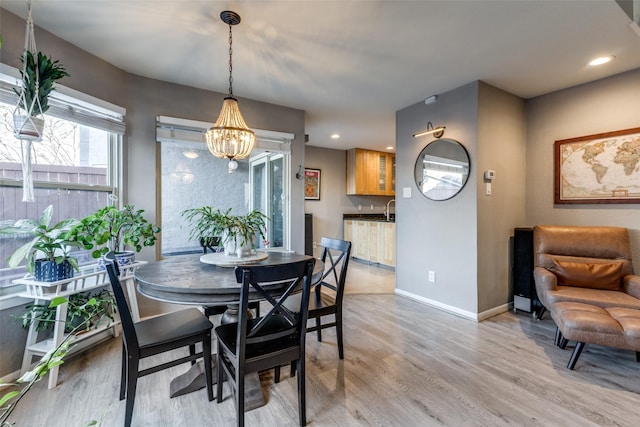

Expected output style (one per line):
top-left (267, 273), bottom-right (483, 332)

top-left (8, 267), bottom-right (640, 426)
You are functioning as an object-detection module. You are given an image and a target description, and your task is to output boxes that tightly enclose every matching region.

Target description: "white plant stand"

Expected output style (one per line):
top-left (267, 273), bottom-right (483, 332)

top-left (13, 261), bottom-right (146, 389)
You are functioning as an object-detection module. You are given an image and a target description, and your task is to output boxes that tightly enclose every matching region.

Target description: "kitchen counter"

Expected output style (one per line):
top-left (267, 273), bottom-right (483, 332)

top-left (343, 213), bottom-right (395, 222)
top-left (343, 217), bottom-right (395, 267)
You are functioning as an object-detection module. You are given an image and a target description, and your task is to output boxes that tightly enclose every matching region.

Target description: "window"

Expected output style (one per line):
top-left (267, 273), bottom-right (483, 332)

top-left (250, 153), bottom-right (289, 248)
top-left (157, 116), bottom-right (292, 255)
top-left (0, 69), bottom-right (124, 287)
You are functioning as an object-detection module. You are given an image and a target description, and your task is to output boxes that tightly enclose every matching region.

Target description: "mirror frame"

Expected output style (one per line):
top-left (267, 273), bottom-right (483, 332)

top-left (414, 138), bottom-right (471, 201)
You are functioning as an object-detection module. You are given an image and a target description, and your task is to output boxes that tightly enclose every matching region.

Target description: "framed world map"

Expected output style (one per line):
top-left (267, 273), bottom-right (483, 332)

top-left (555, 127), bottom-right (640, 204)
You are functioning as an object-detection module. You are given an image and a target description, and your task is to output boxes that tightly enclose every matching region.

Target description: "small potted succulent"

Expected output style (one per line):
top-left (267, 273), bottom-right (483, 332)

top-left (0, 205), bottom-right (81, 282)
top-left (13, 50), bottom-right (69, 140)
top-left (182, 207), bottom-right (267, 257)
top-left (68, 204), bottom-right (161, 267)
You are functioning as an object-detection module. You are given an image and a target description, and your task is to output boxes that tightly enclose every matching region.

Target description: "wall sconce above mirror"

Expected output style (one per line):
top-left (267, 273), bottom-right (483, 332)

top-left (414, 138), bottom-right (470, 201)
top-left (413, 121), bottom-right (446, 139)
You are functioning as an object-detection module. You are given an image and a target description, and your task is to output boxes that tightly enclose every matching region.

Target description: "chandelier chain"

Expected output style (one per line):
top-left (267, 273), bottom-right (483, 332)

top-left (228, 23), bottom-right (233, 97)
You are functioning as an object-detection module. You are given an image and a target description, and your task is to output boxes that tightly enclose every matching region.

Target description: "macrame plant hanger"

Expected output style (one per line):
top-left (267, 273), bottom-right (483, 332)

top-left (14, 0), bottom-right (43, 202)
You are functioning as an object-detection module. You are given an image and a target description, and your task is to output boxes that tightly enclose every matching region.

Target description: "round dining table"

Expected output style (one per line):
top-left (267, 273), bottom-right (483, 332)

top-left (133, 251), bottom-right (323, 400)
top-left (134, 251), bottom-right (323, 307)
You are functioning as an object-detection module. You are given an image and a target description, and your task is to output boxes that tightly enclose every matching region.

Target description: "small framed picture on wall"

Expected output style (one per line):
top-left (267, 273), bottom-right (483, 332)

top-left (304, 168), bottom-right (321, 200)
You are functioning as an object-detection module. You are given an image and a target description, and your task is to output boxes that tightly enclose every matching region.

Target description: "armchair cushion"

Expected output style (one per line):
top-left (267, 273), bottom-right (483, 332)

top-left (533, 225), bottom-right (640, 312)
top-left (551, 258), bottom-right (624, 291)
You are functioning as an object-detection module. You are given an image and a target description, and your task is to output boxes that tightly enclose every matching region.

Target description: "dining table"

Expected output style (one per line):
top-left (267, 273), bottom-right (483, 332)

top-left (133, 250), bottom-right (324, 403)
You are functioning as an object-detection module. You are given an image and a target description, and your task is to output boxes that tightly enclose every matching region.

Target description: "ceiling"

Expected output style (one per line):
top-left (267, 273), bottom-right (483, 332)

top-left (2, 1), bottom-right (639, 152)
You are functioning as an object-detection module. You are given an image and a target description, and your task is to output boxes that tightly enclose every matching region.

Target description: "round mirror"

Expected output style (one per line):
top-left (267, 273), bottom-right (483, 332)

top-left (414, 138), bottom-right (470, 201)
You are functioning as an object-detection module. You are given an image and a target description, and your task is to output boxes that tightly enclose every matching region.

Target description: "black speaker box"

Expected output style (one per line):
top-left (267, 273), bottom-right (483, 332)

top-left (512, 227), bottom-right (539, 313)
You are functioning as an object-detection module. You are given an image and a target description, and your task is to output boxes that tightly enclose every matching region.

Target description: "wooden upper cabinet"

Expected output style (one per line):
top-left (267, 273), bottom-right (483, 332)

top-left (346, 148), bottom-right (395, 196)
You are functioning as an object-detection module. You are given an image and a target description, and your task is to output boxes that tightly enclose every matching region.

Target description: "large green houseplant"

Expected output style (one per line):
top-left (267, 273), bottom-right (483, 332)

top-left (68, 204), bottom-right (160, 266)
top-left (14, 289), bottom-right (116, 334)
top-left (182, 207), bottom-right (267, 257)
top-left (0, 205), bottom-right (81, 281)
top-left (13, 51), bottom-right (69, 139)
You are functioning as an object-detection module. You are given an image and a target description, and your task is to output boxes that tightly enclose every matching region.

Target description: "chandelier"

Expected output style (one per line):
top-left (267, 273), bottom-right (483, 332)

top-left (205, 10), bottom-right (256, 173)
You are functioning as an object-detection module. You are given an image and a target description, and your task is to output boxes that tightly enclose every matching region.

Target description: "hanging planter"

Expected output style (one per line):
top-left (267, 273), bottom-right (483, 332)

top-left (12, 1), bottom-right (69, 202)
top-left (13, 50), bottom-right (69, 141)
top-left (13, 114), bottom-right (44, 140)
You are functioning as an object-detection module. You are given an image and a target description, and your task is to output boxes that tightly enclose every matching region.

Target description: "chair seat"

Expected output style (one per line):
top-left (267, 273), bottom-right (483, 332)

top-left (135, 308), bottom-right (213, 349)
top-left (216, 315), bottom-right (300, 360)
top-left (545, 287), bottom-right (640, 310)
top-left (308, 289), bottom-right (337, 315)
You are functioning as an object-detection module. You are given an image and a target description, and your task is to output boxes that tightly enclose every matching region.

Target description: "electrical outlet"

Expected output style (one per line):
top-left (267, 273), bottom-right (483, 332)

top-left (370, 204), bottom-right (374, 210)
top-left (358, 205), bottom-right (362, 211)
top-left (313, 241), bottom-right (317, 249)
top-left (428, 271), bottom-right (436, 283)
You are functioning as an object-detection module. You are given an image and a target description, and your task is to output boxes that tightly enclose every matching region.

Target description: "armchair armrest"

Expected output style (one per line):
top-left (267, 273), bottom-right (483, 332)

top-left (533, 266), bottom-right (558, 309)
top-left (623, 274), bottom-right (640, 299)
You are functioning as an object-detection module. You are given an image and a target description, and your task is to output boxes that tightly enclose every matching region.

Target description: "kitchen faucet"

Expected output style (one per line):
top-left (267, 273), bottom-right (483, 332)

top-left (385, 199), bottom-right (396, 221)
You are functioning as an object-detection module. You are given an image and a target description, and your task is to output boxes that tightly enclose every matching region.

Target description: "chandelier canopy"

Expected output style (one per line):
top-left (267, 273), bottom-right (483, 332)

top-left (205, 10), bottom-right (255, 173)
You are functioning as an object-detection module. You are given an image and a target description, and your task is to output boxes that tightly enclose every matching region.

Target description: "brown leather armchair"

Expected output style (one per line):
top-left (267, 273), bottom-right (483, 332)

top-left (533, 225), bottom-right (640, 319)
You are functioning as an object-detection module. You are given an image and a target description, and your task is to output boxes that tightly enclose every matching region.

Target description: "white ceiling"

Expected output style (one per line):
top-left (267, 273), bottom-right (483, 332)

top-left (2, 1), bottom-right (639, 152)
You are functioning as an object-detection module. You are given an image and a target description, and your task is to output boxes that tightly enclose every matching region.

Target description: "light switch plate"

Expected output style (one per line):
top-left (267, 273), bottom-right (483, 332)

top-left (403, 187), bottom-right (411, 198)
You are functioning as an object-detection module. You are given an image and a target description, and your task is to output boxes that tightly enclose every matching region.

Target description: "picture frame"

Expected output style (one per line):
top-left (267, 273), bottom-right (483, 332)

top-left (304, 168), bottom-right (321, 200)
top-left (554, 127), bottom-right (640, 204)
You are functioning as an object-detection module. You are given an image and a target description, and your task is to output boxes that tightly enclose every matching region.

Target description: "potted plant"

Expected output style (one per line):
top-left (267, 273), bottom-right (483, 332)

top-left (0, 205), bottom-right (81, 282)
top-left (13, 50), bottom-right (69, 140)
top-left (68, 204), bottom-right (161, 266)
top-left (14, 289), bottom-right (116, 333)
top-left (182, 207), bottom-right (267, 257)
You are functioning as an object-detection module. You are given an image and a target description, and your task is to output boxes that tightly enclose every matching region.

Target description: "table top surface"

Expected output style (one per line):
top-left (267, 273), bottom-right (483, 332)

top-left (135, 252), bottom-right (322, 306)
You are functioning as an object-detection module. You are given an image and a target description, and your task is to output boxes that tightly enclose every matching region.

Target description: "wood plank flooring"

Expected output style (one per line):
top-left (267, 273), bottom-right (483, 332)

top-left (7, 292), bottom-right (639, 426)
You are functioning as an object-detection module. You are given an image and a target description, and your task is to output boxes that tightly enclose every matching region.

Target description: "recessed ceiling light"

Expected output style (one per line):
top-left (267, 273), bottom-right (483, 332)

top-left (386, 146), bottom-right (394, 150)
top-left (182, 150), bottom-right (199, 159)
top-left (331, 133), bottom-right (340, 139)
top-left (589, 56), bottom-right (614, 66)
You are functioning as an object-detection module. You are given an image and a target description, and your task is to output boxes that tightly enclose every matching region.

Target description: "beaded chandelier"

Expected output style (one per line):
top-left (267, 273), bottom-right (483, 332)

top-left (205, 11), bottom-right (255, 173)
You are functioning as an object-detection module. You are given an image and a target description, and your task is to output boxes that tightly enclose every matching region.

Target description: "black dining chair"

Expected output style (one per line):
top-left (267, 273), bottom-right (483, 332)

top-left (103, 252), bottom-right (214, 427)
top-left (215, 258), bottom-right (316, 427)
top-left (201, 241), bottom-right (261, 319)
top-left (276, 237), bottom-right (351, 382)
top-left (307, 237), bottom-right (352, 359)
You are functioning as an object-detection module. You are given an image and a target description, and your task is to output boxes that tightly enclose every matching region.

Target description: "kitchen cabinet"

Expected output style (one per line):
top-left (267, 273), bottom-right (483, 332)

top-left (343, 219), bottom-right (395, 267)
top-left (346, 148), bottom-right (395, 196)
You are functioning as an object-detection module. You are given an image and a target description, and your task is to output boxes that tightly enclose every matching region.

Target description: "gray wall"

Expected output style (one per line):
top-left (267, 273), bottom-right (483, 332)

top-left (395, 82), bottom-right (481, 315)
top-left (525, 68), bottom-right (640, 270)
top-left (393, 71), bottom-right (639, 319)
top-left (1, 9), bottom-right (306, 377)
top-left (476, 83), bottom-right (527, 312)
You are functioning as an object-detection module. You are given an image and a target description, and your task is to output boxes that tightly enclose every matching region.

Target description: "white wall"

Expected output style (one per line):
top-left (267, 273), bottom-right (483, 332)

top-left (525, 68), bottom-right (640, 272)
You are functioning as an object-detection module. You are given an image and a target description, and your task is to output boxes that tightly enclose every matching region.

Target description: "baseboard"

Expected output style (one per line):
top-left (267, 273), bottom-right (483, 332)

top-left (394, 289), bottom-right (509, 322)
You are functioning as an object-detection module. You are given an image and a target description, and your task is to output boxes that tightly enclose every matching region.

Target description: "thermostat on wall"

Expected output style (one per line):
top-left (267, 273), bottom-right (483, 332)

top-left (484, 170), bottom-right (496, 180)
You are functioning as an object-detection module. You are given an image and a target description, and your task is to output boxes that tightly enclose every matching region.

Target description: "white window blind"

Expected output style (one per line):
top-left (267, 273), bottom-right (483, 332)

top-left (156, 115), bottom-right (293, 154)
top-left (0, 64), bottom-right (126, 134)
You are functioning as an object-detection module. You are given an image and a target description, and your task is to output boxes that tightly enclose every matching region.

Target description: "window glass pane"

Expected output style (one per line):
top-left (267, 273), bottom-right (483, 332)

top-left (270, 157), bottom-right (284, 247)
top-left (160, 142), bottom-right (249, 255)
top-left (0, 101), bottom-right (116, 286)
top-left (1, 105), bottom-right (109, 184)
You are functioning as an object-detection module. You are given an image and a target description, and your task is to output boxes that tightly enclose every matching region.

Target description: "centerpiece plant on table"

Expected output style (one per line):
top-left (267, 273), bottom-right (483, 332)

top-left (182, 207), bottom-right (267, 257)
